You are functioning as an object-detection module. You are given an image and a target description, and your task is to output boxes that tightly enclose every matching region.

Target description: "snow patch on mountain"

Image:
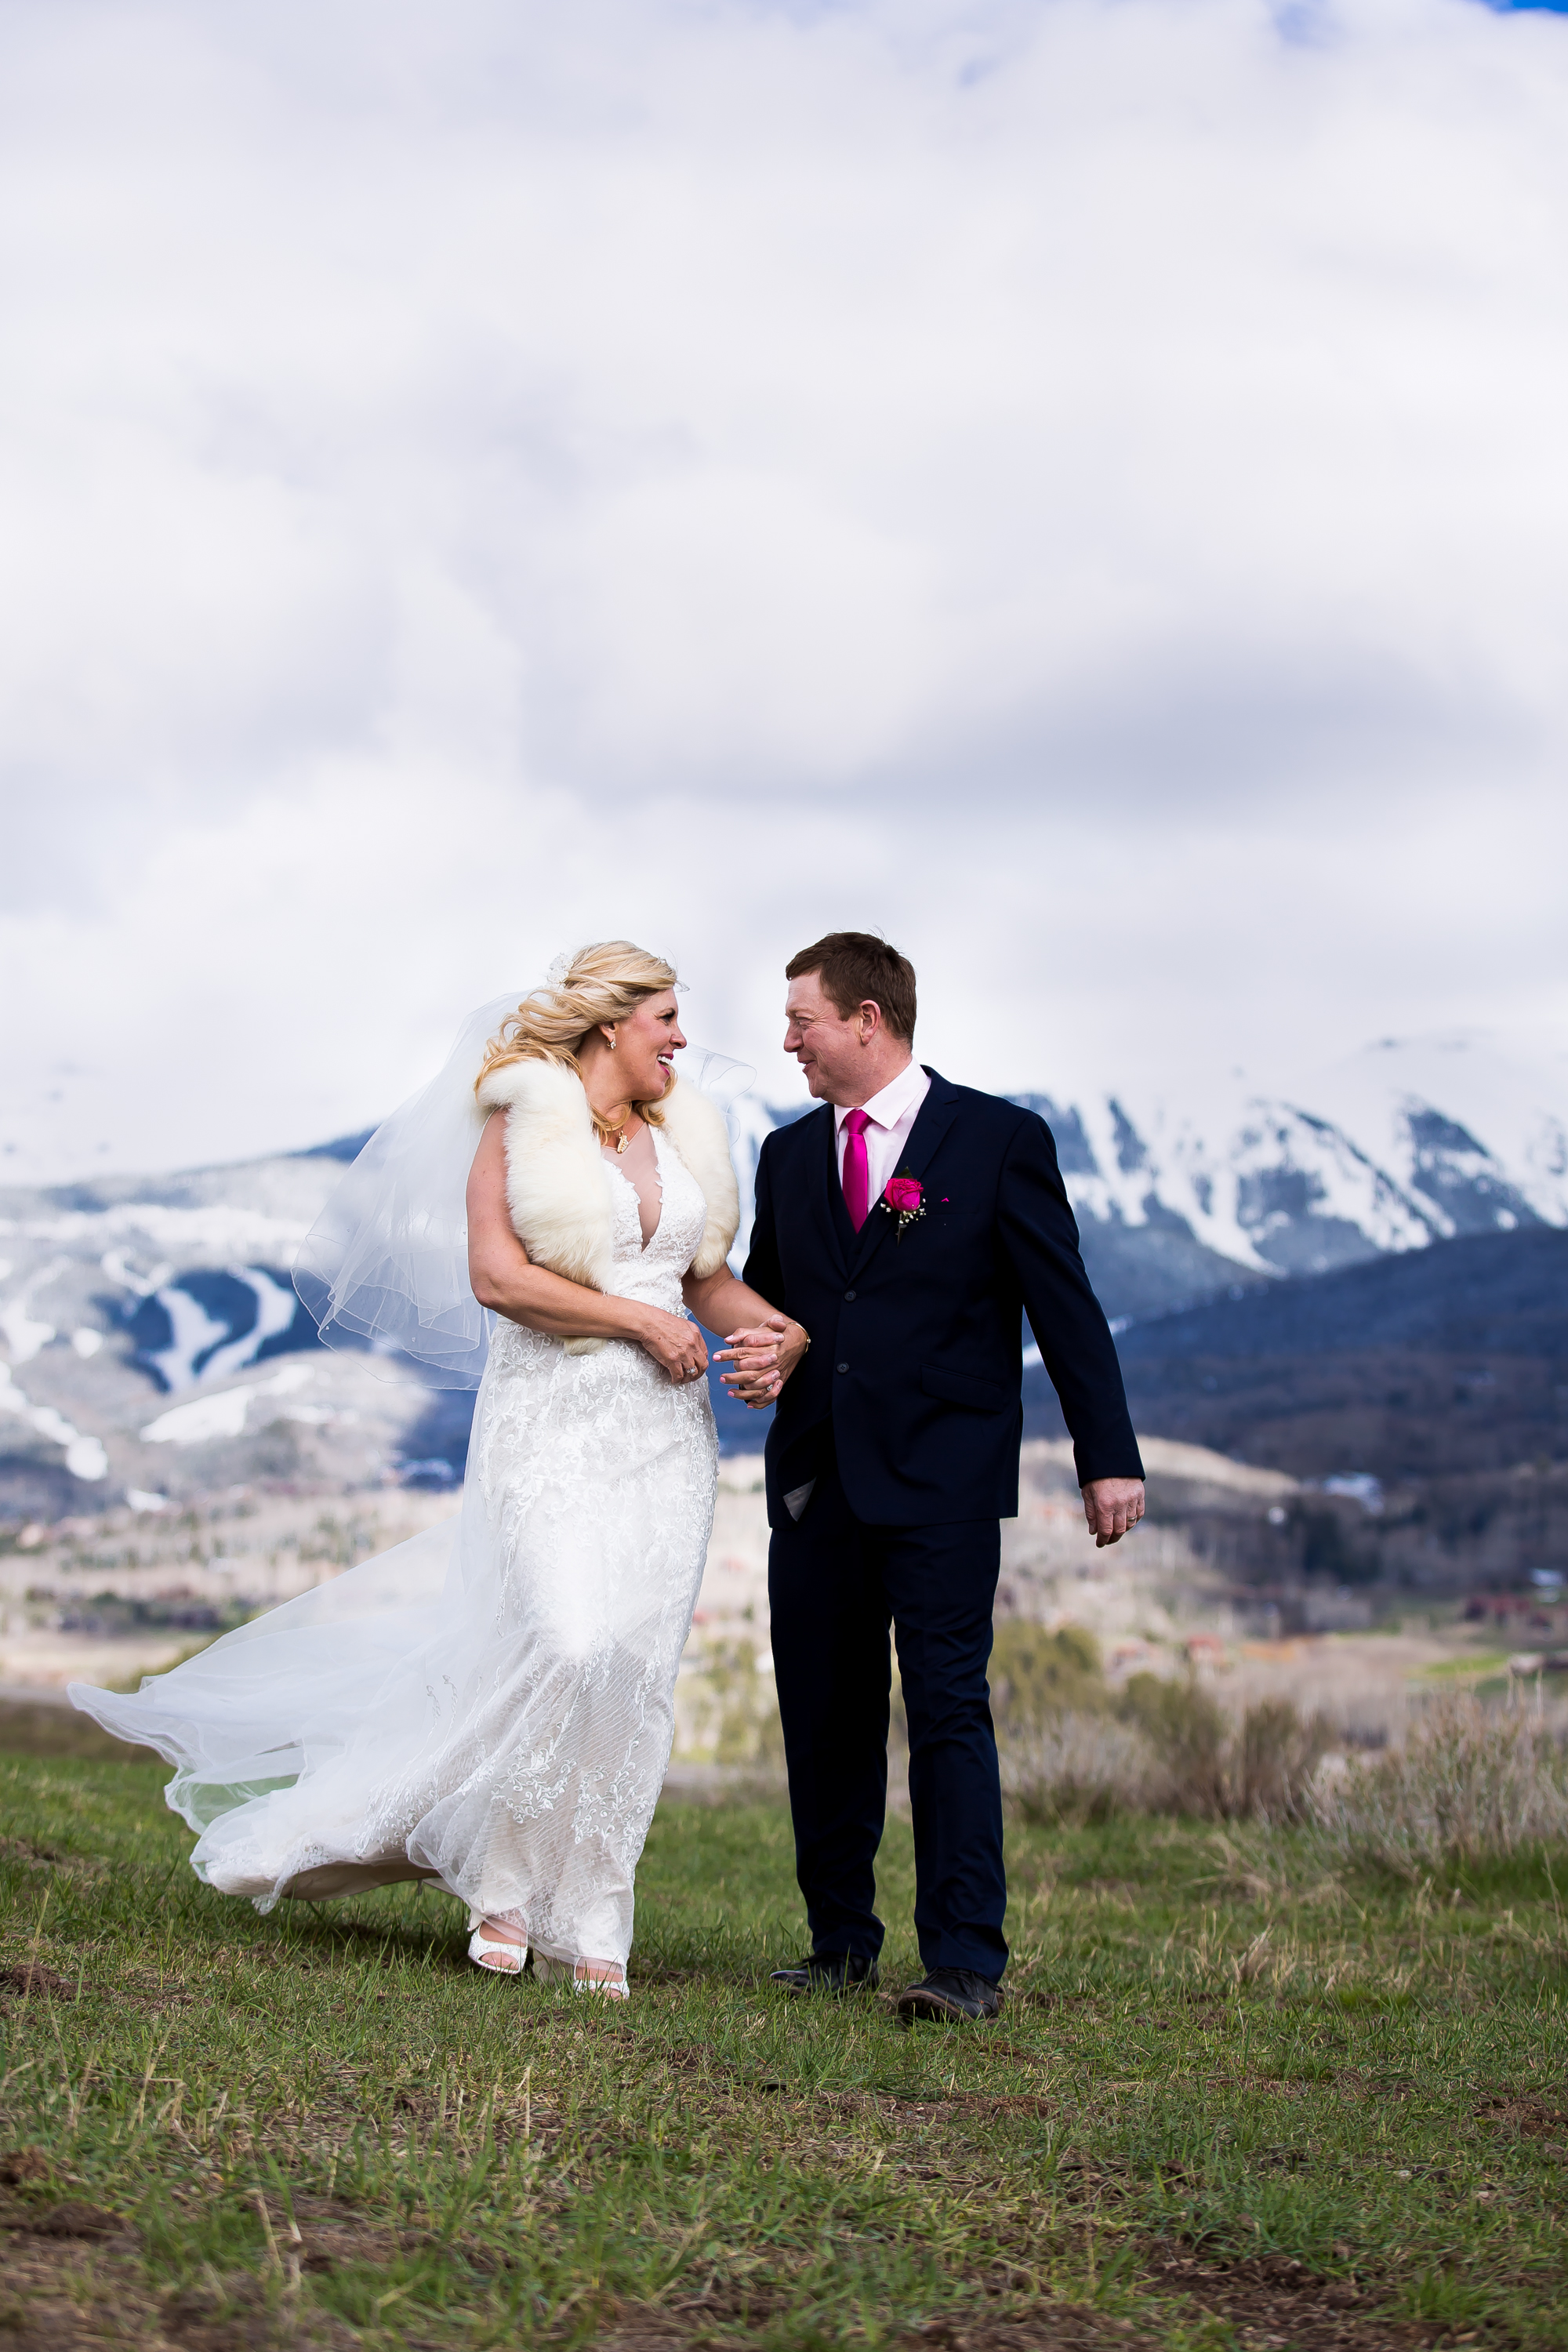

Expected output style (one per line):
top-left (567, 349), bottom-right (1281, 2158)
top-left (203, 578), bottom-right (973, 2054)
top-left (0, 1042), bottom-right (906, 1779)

top-left (140, 1361), bottom-right (325, 1446)
top-left (1018, 1034), bottom-right (1566, 1284)
top-left (0, 1359), bottom-right (108, 1479)
top-left (1310, 1035), bottom-right (1568, 1232)
top-left (140, 1267), bottom-right (302, 1392)
top-left (7, 1200), bottom-right (314, 1265)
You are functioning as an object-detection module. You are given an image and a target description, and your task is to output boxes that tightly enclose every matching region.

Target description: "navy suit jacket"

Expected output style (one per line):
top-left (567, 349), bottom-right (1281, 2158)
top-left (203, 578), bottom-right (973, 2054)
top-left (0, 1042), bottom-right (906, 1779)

top-left (741, 1069), bottom-right (1144, 1530)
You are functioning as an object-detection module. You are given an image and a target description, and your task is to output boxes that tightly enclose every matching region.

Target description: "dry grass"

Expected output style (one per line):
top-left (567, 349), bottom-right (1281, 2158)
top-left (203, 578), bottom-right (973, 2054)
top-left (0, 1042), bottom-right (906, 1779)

top-left (997, 1715), bottom-right (1154, 1825)
top-left (1314, 1690), bottom-right (1568, 1878)
top-left (996, 1655), bottom-right (1331, 1830)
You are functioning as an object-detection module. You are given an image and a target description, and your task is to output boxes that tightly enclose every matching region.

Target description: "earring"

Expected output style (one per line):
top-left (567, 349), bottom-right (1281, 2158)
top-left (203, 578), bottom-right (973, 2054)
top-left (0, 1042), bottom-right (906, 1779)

top-left (608, 1031), bottom-right (616, 1049)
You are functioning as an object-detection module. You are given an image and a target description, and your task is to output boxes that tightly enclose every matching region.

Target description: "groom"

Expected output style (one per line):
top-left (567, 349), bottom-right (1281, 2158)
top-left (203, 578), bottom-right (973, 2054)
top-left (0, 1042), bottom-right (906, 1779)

top-left (739, 933), bottom-right (1145, 2022)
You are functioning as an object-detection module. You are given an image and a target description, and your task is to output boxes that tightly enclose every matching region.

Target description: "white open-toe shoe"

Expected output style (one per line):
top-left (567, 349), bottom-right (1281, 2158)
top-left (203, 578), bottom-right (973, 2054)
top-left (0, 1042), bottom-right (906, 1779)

top-left (533, 1954), bottom-right (628, 2000)
top-left (468, 1912), bottom-right (528, 1975)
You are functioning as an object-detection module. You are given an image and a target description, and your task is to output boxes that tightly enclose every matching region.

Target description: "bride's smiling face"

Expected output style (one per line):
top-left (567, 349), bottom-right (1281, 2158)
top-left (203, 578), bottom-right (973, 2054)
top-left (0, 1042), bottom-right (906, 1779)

top-left (603, 989), bottom-right (686, 1102)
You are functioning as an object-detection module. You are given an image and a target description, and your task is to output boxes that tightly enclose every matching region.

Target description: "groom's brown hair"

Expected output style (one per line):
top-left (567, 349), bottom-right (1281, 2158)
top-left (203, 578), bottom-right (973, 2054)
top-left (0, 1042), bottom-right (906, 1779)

top-left (786, 932), bottom-right (917, 1044)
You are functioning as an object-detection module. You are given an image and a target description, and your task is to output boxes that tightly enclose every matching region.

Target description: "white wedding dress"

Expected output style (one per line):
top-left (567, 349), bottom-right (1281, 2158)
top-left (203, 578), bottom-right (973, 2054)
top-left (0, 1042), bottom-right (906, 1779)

top-left (71, 1126), bottom-right (718, 1973)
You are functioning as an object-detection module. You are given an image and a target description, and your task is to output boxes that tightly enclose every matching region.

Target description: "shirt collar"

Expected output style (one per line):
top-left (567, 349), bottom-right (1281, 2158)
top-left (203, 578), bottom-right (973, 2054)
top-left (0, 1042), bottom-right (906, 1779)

top-left (833, 1059), bottom-right (927, 1133)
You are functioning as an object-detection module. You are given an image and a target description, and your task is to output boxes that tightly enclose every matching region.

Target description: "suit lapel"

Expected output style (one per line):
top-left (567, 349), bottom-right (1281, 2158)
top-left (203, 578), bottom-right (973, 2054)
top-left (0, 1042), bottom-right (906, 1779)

top-left (847, 1069), bottom-right (961, 1276)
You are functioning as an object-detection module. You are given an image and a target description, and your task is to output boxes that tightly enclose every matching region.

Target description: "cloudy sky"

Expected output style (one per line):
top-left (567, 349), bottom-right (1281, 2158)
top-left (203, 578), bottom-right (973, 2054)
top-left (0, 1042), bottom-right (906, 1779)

top-left (3, 0), bottom-right (1566, 1183)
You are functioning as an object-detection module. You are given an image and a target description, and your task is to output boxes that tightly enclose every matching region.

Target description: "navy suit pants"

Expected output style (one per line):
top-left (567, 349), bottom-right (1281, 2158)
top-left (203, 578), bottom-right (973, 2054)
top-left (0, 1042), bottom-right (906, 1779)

top-left (768, 1452), bottom-right (1007, 1980)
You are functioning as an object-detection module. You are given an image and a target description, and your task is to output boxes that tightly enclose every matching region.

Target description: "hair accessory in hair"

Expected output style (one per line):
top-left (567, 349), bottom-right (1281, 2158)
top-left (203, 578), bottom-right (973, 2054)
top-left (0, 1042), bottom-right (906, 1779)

top-left (545, 950), bottom-right (573, 989)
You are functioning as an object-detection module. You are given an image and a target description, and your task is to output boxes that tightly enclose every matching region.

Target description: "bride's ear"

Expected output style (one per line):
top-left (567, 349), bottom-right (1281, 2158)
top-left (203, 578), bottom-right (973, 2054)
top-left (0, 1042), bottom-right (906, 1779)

top-left (602, 1025), bottom-right (618, 1051)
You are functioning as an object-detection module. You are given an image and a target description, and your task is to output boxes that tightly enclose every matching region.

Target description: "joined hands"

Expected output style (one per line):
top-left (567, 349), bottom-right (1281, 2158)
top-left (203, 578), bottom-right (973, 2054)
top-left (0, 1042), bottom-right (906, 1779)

top-left (715, 1316), bottom-right (809, 1409)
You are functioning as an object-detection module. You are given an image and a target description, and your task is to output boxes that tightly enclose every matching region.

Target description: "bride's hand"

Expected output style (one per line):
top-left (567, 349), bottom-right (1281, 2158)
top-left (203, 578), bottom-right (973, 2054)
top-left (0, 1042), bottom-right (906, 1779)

top-left (635, 1308), bottom-right (710, 1387)
top-left (716, 1317), bottom-right (808, 1408)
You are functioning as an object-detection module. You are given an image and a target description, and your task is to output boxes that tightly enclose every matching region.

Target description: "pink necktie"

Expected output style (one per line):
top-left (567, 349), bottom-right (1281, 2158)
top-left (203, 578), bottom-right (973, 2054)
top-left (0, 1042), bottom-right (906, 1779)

top-left (841, 1109), bottom-right (871, 1231)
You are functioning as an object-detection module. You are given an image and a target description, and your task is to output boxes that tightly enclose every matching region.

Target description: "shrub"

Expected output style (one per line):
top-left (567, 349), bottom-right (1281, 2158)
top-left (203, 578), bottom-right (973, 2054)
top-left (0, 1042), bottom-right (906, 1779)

top-left (989, 1621), bottom-right (1107, 1727)
top-left (1118, 1671), bottom-right (1229, 1815)
top-left (1229, 1697), bottom-right (1334, 1824)
top-left (994, 1650), bottom-right (1330, 1826)
top-left (998, 1711), bottom-right (1158, 1825)
top-left (1113, 1675), bottom-right (1329, 1822)
top-left (1317, 1690), bottom-right (1568, 1877)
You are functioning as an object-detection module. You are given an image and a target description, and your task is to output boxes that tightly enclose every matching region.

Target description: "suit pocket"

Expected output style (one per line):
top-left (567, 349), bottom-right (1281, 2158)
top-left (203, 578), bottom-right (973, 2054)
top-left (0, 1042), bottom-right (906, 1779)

top-left (921, 1362), bottom-right (1011, 1413)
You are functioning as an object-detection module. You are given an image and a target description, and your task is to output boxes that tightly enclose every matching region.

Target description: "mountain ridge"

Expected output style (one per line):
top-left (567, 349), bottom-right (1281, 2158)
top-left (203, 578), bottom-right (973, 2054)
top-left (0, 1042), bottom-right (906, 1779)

top-left (1, 1032), bottom-right (1563, 1515)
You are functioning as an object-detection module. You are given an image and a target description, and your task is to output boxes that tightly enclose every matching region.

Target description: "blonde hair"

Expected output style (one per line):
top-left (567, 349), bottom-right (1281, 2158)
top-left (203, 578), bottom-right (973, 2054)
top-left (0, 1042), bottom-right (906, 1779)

top-left (475, 941), bottom-right (681, 1123)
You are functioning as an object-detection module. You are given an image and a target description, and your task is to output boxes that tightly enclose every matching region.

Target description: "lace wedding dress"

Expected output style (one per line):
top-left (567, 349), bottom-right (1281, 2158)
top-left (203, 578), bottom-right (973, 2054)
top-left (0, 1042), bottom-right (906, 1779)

top-left (71, 1127), bottom-right (718, 1973)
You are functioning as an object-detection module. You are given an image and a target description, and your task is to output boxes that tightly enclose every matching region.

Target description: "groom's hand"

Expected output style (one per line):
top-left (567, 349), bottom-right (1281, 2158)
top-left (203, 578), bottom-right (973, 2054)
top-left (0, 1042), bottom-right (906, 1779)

top-left (716, 1318), bottom-right (808, 1408)
top-left (1081, 1477), bottom-right (1145, 1548)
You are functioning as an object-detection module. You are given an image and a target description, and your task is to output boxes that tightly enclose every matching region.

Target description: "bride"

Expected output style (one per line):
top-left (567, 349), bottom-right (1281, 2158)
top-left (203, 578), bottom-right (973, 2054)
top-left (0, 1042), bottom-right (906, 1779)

top-left (71, 942), bottom-right (808, 1998)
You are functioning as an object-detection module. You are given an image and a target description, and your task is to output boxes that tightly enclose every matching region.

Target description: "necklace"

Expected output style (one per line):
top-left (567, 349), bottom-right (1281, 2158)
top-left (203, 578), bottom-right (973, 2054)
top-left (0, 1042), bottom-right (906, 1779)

top-left (593, 1107), bottom-right (635, 1154)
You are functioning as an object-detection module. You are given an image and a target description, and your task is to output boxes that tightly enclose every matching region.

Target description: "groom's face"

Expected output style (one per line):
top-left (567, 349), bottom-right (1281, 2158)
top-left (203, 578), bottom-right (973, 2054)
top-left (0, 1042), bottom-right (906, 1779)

top-left (784, 971), bottom-right (871, 1105)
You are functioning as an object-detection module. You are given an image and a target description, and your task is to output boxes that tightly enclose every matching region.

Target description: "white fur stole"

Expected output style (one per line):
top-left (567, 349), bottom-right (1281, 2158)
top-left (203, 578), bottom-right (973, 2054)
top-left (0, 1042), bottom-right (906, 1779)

top-left (474, 1060), bottom-right (740, 1355)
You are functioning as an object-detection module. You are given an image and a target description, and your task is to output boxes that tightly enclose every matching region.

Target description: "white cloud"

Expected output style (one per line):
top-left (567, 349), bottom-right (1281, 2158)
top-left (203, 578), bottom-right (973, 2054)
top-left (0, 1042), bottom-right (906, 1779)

top-left (2, 0), bottom-right (1566, 1181)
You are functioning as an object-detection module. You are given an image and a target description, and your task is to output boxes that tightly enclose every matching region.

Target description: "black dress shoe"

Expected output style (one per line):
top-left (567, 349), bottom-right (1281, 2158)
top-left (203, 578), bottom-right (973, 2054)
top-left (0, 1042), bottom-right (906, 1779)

top-left (768, 1952), bottom-right (880, 1997)
top-left (896, 1966), bottom-right (1002, 2023)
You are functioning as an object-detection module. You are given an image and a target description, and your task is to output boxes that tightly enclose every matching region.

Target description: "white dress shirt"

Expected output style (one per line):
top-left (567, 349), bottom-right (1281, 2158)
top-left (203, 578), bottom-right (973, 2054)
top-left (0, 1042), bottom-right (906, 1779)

top-left (833, 1060), bottom-right (932, 1210)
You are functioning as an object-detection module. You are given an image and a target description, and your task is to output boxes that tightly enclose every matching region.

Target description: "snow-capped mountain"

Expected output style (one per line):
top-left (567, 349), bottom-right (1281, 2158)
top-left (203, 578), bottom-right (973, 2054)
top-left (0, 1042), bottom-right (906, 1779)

top-left (0, 1032), bottom-right (1562, 1514)
top-left (725, 1034), bottom-right (1566, 1317)
top-left (1066, 1036), bottom-right (1568, 1276)
top-left (0, 1136), bottom-right (390, 1515)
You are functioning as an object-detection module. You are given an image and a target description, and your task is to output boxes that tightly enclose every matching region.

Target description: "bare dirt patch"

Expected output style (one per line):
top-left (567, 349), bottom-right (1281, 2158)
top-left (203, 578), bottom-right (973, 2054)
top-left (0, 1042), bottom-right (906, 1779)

top-left (591, 2307), bottom-right (1158, 2352)
top-left (0, 1835), bottom-right (105, 1880)
top-left (162, 2271), bottom-right (355, 2351)
top-left (897, 2317), bottom-right (1156, 2351)
top-left (259, 2188), bottom-right (530, 2282)
top-left (1476, 2085), bottom-right (1568, 2151)
top-left (2, 2186), bottom-right (133, 2238)
top-left (0, 1835), bottom-right (66, 1867)
top-left (2, 1956), bottom-right (206, 2017)
top-left (24, 2198), bottom-right (132, 2241)
top-left (258, 2191), bottom-right (422, 2274)
top-left (0, 2206), bottom-right (368, 2350)
top-left (0, 1960), bottom-right (78, 2000)
top-left (1146, 2249), bottom-right (1436, 2351)
top-left (0, 2230), bottom-right (155, 2352)
top-left (593, 2281), bottom-right (789, 2349)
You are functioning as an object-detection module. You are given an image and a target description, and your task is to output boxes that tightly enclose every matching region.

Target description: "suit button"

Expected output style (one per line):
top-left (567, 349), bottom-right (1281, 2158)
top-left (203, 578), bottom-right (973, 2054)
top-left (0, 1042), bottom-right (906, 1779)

top-left (836, 1362), bottom-right (849, 1374)
top-left (844, 1289), bottom-right (856, 1301)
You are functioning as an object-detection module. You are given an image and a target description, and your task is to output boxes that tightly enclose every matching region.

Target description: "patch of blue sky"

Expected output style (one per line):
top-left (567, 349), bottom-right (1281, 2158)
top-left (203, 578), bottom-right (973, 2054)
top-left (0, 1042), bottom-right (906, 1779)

top-left (1272, 0), bottom-right (1566, 42)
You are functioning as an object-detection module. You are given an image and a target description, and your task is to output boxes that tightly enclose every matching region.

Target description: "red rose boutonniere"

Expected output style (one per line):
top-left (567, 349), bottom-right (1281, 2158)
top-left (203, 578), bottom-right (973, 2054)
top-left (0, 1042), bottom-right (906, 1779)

top-left (880, 1172), bottom-right (925, 1243)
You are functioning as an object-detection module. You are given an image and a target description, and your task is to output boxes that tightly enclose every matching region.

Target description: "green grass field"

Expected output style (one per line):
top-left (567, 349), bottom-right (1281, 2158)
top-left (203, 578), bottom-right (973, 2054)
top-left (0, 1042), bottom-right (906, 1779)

top-left (2, 1751), bottom-right (1566, 2350)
